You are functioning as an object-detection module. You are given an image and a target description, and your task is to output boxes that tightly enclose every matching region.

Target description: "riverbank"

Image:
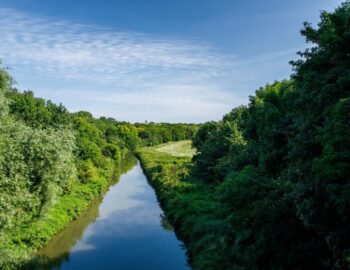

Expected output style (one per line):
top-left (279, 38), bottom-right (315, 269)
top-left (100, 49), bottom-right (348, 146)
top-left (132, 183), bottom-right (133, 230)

top-left (137, 141), bottom-right (229, 270)
top-left (37, 159), bottom-right (189, 269)
top-left (0, 155), bottom-right (136, 269)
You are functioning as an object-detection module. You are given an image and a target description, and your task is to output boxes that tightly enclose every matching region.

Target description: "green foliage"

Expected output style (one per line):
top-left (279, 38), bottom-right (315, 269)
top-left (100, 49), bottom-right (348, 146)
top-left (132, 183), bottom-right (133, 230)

top-left (191, 121), bottom-right (217, 149)
top-left (193, 109), bottom-right (248, 183)
top-left (0, 68), bottom-right (10, 117)
top-left (0, 120), bottom-right (76, 229)
top-left (190, 2), bottom-right (350, 269)
top-left (0, 2), bottom-right (349, 269)
top-left (0, 60), bottom-right (195, 268)
top-left (0, 67), bottom-right (142, 268)
top-left (0, 166), bottom-right (113, 270)
top-left (7, 90), bottom-right (71, 128)
top-left (138, 142), bottom-right (278, 270)
top-left (137, 145), bottom-right (226, 270)
top-left (136, 122), bottom-right (198, 146)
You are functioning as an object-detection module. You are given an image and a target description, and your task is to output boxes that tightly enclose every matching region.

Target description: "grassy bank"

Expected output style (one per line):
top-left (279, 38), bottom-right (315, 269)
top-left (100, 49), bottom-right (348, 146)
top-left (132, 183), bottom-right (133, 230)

top-left (137, 141), bottom-right (230, 270)
top-left (0, 155), bottom-right (136, 269)
top-left (152, 140), bottom-right (196, 157)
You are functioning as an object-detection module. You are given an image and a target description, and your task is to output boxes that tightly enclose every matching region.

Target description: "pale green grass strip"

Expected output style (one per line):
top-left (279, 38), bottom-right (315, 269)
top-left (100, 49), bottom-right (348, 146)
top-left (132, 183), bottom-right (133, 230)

top-left (153, 140), bottom-right (196, 157)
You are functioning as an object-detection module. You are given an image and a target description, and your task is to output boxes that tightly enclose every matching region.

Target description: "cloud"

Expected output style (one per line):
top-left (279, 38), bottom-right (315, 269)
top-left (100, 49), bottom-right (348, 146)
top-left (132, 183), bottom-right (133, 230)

top-left (32, 84), bottom-right (245, 123)
top-left (0, 6), bottom-right (298, 122)
top-left (0, 7), bottom-right (232, 85)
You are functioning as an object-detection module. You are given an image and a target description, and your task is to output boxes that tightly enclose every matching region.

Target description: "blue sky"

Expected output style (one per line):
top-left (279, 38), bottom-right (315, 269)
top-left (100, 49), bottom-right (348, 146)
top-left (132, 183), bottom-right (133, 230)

top-left (0, 0), bottom-right (344, 122)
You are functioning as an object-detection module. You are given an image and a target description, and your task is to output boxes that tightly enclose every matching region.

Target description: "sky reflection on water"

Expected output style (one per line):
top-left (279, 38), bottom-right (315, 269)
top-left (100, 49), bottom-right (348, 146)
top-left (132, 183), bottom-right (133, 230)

top-left (39, 161), bottom-right (189, 270)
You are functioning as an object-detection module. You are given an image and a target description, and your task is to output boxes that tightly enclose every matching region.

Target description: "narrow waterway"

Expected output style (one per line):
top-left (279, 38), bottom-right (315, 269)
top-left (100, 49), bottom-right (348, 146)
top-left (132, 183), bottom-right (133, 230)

top-left (38, 159), bottom-right (189, 270)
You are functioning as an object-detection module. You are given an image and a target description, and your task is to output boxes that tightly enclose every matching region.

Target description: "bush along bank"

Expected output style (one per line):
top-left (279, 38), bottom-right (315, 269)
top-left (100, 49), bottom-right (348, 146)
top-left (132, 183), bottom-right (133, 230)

top-left (0, 66), bottom-right (197, 269)
top-left (137, 4), bottom-right (350, 268)
top-left (0, 154), bottom-right (137, 270)
top-left (0, 69), bottom-right (141, 269)
top-left (136, 145), bottom-right (232, 270)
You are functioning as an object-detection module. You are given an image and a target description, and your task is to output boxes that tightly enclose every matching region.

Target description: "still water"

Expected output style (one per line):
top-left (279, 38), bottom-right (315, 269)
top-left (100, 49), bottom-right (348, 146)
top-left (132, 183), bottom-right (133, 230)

top-left (38, 159), bottom-right (189, 270)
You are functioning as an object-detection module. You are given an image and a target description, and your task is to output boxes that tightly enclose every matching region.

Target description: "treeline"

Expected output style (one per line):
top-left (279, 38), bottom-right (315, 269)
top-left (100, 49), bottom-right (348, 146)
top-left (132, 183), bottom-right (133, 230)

top-left (0, 78), bottom-right (196, 267)
top-left (0, 81), bottom-right (142, 267)
top-left (6, 88), bottom-right (142, 192)
top-left (135, 122), bottom-right (198, 146)
top-left (191, 2), bottom-right (350, 269)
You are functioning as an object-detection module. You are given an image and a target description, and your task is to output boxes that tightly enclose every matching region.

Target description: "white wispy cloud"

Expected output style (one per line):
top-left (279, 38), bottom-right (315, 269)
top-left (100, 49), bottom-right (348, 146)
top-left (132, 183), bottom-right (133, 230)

top-left (0, 6), bottom-right (296, 122)
top-left (0, 7), bottom-right (231, 85)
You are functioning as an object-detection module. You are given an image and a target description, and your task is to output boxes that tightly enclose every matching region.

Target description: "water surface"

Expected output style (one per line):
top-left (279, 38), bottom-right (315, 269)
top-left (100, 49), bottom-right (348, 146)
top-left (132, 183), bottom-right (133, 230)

top-left (38, 160), bottom-right (189, 270)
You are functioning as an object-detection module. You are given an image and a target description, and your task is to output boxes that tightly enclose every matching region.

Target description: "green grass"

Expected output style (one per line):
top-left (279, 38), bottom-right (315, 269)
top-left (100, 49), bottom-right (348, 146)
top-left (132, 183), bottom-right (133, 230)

top-left (0, 156), bottom-right (137, 269)
top-left (137, 142), bottom-right (230, 270)
top-left (151, 140), bottom-right (196, 157)
top-left (0, 172), bottom-right (110, 269)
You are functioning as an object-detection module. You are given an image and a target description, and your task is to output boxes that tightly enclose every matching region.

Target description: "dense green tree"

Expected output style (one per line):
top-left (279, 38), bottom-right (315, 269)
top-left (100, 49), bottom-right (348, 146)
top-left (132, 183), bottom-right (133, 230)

top-left (136, 123), bottom-right (198, 146)
top-left (0, 68), bottom-right (10, 117)
top-left (193, 107), bottom-right (248, 183)
top-left (8, 90), bottom-right (71, 128)
top-left (191, 2), bottom-right (350, 268)
top-left (0, 2), bottom-right (349, 269)
top-left (0, 69), bottom-right (76, 231)
top-left (191, 121), bottom-right (217, 149)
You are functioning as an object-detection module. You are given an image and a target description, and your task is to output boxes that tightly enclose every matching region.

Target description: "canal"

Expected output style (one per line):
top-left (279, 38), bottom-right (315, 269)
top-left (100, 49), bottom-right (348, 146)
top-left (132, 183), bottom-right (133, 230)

top-left (38, 158), bottom-right (189, 270)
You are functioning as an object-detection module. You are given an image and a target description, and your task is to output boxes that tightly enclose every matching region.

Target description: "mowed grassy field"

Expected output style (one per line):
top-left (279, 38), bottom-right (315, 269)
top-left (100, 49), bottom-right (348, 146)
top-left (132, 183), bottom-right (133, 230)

top-left (151, 140), bottom-right (196, 157)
